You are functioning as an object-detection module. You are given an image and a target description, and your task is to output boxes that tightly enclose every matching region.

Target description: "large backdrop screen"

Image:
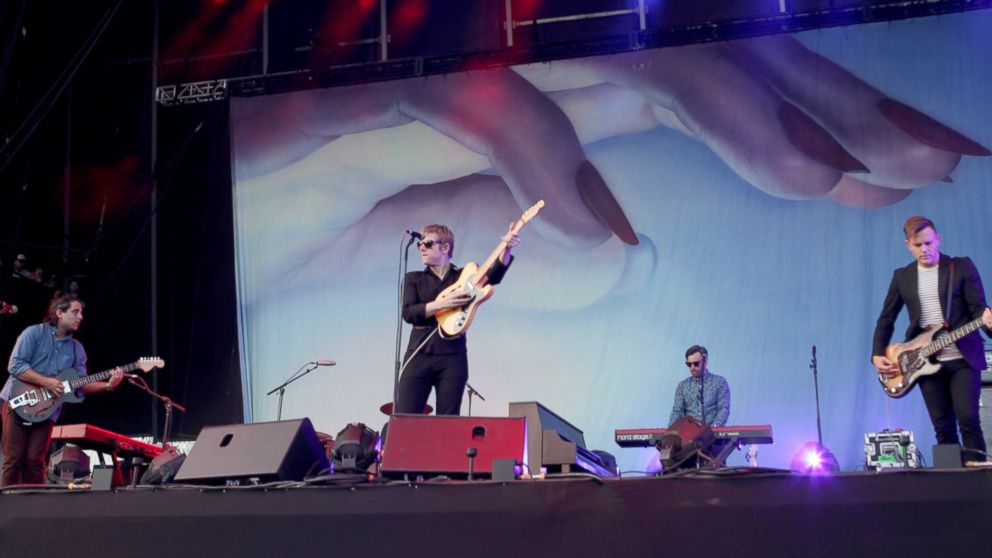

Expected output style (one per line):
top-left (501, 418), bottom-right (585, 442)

top-left (229, 12), bottom-right (992, 472)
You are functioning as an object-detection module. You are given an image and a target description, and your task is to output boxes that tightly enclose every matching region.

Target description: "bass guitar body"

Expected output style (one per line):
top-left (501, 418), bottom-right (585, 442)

top-left (435, 262), bottom-right (494, 338)
top-left (879, 325), bottom-right (943, 398)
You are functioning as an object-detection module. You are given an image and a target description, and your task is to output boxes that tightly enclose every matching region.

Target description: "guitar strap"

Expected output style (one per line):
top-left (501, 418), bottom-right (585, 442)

top-left (943, 260), bottom-right (954, 329)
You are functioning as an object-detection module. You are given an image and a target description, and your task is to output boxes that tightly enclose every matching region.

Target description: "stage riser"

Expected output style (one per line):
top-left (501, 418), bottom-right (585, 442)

top-left (3, 472), bottom-right (991, 558)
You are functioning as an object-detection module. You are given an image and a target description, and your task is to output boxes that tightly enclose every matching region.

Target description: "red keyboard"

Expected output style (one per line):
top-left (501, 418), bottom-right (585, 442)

top-left (614, 424), bottom-right (773, 447)
top-left (52, 423), bottom-right (163, 460)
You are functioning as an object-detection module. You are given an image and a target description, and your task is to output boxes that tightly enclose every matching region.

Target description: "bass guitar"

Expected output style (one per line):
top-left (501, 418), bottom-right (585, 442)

top-left (8, 357), bottom-right (165, 422)
top-left (879, 318), bottom-right (987, 398)
top-left (435, 200), bottom-right (544, 338)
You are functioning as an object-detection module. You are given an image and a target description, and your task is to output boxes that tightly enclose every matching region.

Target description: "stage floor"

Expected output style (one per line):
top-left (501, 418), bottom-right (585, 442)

top-left (3, 468), bottom-right (991, 557)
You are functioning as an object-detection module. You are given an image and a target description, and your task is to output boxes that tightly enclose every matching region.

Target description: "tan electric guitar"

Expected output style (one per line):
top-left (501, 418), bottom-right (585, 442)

top-left (434, 200), bottom-right (544, 338)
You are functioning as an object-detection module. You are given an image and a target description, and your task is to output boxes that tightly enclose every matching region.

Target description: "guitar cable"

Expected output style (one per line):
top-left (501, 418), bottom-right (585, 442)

top-left (396, 327), bottom-right (439, 384)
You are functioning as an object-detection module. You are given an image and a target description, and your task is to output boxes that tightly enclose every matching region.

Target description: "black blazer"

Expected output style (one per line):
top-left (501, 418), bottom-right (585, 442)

top-left (872, 254), bottom-right (990, 371)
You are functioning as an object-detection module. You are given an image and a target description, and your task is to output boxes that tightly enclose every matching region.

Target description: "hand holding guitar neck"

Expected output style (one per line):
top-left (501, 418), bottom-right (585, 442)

top-left (106, 367), bottom-right (125, 391)
top-left (434, 200), bottom-right (544, 338)
top-left (478, 223), bottom-right (522, 288)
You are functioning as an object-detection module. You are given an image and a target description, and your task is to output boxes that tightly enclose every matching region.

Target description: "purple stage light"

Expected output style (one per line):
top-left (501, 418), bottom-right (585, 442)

top-left (791, 441), bottom-right (839, 473)
top-left (803, 448), bottom-right (823, 469)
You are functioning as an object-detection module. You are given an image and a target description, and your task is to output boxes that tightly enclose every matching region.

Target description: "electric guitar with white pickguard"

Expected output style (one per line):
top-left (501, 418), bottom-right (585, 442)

top-left (8, 357), bottom-right (164, 422)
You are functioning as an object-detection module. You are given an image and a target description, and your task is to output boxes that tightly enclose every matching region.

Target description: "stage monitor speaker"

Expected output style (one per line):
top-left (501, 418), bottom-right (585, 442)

top-left (174, 418), bottom-right (329, 485)
top-left (141, 446), bottom-right (186, 485)
top-left (933, 444), bottom-right (962, 469)
top-left (381, 415), bottom-right (525, 478)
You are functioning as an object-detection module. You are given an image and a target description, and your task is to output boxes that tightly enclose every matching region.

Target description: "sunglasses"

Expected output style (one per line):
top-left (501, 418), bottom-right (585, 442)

top-left (685, 361), bottom-right (704, 368)
top-left (417, 240), bottom-right (441, 249)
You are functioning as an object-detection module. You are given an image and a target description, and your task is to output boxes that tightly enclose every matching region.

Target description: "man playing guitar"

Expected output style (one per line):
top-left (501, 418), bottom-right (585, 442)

top-left (396, 223), bottom-right (520, 416)
top-left (1, 295), bottom-right (123, 486)
top-left (872, 216), bottom-right (992, 465)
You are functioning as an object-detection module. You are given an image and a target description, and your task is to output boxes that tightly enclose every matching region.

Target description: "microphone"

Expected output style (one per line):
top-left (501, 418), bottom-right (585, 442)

top-left (311, 360), bottom-right (336, 366)
top-left (406, 229), bottom-right (423, 240)
top-left (812, 345), bottom-right (816, 357)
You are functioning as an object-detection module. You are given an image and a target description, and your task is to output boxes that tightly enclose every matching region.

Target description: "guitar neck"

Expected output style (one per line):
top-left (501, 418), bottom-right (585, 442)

top-left (476, 241), bottom-right (509, 279)
top-left (67, 361), bottom-right (139, 390)
top-left (922, 317), bottom-right (986, 357)
top-left (470, 199), bottom-right (543, 280)
top-left (474, 220), bottom-right (525, 279)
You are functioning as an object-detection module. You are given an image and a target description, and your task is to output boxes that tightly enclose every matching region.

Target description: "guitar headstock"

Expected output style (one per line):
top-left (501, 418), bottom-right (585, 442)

top-left (136, 357), bottom-right (166, 372)
top-left (519, 200), bottom-right (545, 225)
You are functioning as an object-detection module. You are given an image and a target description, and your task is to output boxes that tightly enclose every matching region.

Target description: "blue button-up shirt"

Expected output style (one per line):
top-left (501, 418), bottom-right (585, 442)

top-left (2, 324), bottom-right (88, 419)
top-left (669, 371), bottom-right (731, 427)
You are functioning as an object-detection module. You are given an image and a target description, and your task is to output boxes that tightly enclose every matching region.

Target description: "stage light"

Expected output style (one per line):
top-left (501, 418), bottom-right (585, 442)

top-left (333, 423), bottom-right (379, 471)
top-left (47, 445), bottom-right (91, 484)
top-left (790, 442), bottom-right (839, 473)
top-left (656, 416), bottom-right (715, 471)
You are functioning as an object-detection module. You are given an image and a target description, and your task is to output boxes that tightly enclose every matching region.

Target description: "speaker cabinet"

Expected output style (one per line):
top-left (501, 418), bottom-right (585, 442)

top-left (381, 415), bottom-right (525, 477)
top-left (933, 444), bottom-right (963, 469)
top-left (174, 418), bottom-right (329, 484)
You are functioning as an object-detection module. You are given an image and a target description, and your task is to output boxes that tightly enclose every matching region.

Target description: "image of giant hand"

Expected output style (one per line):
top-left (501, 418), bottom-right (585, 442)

top-left (232, 32), bottom-right (989, 282)
top-left (530, 33), bottom-right (989, 208)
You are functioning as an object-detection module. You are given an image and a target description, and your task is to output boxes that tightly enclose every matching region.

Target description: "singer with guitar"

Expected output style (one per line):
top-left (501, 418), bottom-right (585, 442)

top-left (397, 222), bottom-right (521, 416)
top-left (871, 216), bottom-right (992, 465)
top-left (1, 295), bottom-right (123, 486)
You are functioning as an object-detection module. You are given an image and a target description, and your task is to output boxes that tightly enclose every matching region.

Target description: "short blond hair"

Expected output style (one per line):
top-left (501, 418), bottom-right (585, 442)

top-left (422, 224), bottom-right (454, 257)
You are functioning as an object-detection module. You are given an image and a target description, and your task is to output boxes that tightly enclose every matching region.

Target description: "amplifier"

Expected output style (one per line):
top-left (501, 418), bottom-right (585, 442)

top-left (381, 415), bottom-right (525, 478)
top-left (864, 430), bottom-right (919, 471)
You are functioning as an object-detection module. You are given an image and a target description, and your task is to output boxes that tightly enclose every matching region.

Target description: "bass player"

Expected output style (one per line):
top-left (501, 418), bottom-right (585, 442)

top-left (1, 294), bottom-right (123, 486)
top-left (871, 216), bottom-right (992, 465)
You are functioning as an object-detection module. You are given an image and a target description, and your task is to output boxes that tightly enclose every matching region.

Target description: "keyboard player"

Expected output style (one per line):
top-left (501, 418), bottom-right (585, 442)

top-left (666, 345), bottom-right (732, 467)
top-left (669, 345), bottom-right (731, 427)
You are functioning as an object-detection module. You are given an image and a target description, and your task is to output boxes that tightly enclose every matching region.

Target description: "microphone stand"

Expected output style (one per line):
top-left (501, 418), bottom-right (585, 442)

top-left (465, 383), bottom-right (485, 416)
top-left (810, 345), bottom-right (824, 447)
top-left (126, 375), bottom-right (188, 447)
top-left (392, 233), bottom-right (418, 415)
top-left (267, 362), bottom-right (321, 421)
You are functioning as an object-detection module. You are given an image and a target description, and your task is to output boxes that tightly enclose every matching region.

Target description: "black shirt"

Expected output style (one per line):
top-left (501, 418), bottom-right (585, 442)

top-left (402, 257), bottom-right (512, 357)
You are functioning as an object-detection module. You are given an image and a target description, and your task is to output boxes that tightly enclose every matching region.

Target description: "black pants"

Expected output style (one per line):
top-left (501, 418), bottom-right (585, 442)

top-left (396, 352), bottom-right (468, 416)
top-left (917, 359), bottom-right (987, 462)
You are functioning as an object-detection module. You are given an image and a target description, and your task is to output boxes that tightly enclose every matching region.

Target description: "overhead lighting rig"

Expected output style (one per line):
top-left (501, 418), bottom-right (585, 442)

top-left (156, 79), bottom-right (229, 106)
top-left (154, 0), bottom-right (992, 106)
